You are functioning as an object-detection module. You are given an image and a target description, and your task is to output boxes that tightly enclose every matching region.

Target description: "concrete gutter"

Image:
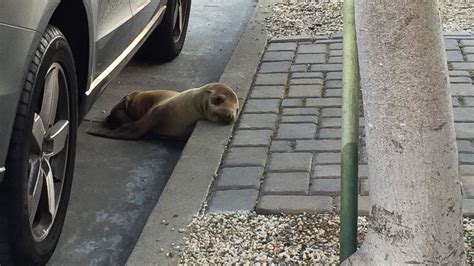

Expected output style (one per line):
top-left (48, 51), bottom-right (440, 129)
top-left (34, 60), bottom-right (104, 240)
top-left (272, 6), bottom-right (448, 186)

top-left (126, 0), bottom-right (276, 264)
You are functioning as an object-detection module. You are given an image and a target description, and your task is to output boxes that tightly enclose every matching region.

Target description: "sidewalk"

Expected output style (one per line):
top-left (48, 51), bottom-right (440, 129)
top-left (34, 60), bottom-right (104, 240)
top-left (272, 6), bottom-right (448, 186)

top-left (207, 33), bottom-right (474, 217)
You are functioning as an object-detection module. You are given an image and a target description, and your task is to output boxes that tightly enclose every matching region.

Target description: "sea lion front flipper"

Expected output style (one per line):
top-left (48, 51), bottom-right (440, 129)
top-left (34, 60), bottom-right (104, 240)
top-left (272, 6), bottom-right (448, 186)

top-left (104, 92), bottom-right (139, 129)
top-left (105, 109), bottom-right (133, 129)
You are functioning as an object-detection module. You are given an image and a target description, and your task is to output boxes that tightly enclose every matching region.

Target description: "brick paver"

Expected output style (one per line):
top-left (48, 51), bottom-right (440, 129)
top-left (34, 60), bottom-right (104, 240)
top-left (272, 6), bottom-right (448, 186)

top-left (261, 51), bottom-right (294, 62)
top-left (215, 167), bottom-right (264, 190)
top-left (288, 84), bottom-right (323, 97)
top-left (232, 129), bottom-right (273, 147)
top-left (282, 107), bottom-right (319, 116)
top-left (208, 189), bottom-right (259, 213)
top-left (207, 33), bottom-right (474, 216)
top-left (238, 113), bottom-right (279, 129)
top-left (250, 85), bottom-right (286, 99)
top-left (254, 73), bottom-right (288, 85)
top-left (290, 78), bottom-right (324, 85)
top-left (243, 99), bottom-right (281, 113)
top-left (259, 61), bottom-right (291, 73)
top-left (276, 123), bottom-right (317, 139)
top-left (223, 147), bottom-right (268, 167)
top-left (268, 153), bottom-right (313, 172)
top-left (263, 172), bottom-right (310, 194)
top-left (256, 195), bottom-right (333, 214)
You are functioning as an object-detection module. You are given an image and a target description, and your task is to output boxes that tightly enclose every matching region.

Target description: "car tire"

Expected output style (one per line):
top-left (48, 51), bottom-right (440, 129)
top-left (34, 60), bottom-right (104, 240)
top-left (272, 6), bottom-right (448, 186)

top-left (0, 25), bottom-right (78, 265)
top-left (139, 0), bottom-right (191, 62)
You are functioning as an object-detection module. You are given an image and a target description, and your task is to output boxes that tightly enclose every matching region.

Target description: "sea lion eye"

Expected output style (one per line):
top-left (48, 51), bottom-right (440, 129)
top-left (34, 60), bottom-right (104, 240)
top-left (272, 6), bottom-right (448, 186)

top-left (212, 97), bottom-right (224, 106)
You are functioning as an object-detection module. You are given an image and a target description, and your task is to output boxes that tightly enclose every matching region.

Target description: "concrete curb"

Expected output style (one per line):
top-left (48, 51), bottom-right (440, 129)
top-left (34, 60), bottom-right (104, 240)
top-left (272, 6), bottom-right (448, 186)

top-left (126, 0), bottom-right (277, 264)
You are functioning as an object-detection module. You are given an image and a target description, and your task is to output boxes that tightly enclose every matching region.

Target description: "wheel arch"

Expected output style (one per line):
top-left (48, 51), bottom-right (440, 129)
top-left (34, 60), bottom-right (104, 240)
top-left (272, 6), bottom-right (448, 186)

top-left (48, 1), bottom-right (94, 120)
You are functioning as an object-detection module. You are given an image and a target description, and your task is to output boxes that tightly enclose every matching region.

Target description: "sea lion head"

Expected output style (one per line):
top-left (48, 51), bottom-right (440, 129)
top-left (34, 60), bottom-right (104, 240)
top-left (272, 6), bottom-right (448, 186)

top-left (202, 83), bottom-right (240, 124)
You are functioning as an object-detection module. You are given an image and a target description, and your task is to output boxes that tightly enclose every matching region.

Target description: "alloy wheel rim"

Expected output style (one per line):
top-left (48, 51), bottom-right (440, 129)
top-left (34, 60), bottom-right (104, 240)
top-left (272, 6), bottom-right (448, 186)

top-left (28, 62), bottom-right (70, 242)
top-left (172, 0), bottom-right (187, 42)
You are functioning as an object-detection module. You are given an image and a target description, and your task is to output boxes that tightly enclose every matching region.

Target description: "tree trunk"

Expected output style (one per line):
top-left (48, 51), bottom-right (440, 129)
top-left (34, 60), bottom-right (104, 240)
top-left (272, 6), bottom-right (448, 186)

top-left (345, 0), bottom-right (466, 264)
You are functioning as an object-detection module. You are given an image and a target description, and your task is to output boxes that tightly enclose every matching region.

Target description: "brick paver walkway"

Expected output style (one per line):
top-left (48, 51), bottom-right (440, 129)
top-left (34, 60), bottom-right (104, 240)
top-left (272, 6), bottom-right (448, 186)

top-left (207, 33), bottom-right (474, 216)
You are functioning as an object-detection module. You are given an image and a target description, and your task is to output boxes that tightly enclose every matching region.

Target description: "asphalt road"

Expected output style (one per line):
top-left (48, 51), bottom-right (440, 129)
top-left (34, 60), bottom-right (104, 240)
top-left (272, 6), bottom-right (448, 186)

top-left (49, 0), bottom-right (254, 264)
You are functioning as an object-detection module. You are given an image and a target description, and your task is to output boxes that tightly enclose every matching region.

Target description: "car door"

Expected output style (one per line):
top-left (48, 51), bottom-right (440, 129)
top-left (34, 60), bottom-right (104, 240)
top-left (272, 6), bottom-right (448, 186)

top-left (129, 0), bottom-right (165, 40)
top-left (89, 0), bottom-right (135, 81)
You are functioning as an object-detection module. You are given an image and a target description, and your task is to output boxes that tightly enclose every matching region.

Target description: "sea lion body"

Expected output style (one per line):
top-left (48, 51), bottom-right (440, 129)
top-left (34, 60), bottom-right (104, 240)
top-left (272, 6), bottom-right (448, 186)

top-left (88, 83), bottom-right (239, 139)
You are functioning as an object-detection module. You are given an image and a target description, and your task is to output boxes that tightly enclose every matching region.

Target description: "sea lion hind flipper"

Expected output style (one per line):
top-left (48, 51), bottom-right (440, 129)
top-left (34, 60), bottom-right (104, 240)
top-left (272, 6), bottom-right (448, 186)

top-left (86, 127), bottom-right (117, 139)
top-left (86, 122), bottom-right (147, 140)
top-left (87, 112), bottom-right (154, 140)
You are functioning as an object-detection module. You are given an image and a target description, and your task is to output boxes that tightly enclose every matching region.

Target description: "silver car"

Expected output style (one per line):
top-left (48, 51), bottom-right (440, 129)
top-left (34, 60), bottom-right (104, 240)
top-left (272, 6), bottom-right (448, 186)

top-left (0, 0), bottom-right (191, 264)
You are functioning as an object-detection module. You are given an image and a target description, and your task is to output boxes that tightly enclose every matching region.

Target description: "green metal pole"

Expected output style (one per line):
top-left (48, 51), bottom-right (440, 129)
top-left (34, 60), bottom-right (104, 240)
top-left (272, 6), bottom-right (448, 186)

top-left (340, 0), bottom-right (359, 262)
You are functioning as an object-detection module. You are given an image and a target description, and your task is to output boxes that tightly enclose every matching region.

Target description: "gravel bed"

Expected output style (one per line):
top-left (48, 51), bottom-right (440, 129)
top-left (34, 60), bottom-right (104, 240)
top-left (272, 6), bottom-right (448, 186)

top-left (179, 212), bottom-right (473, 264)
top-left (441, 1), bottom-right (474, 32)
top-left (266, 0), bottom-right (474, 38)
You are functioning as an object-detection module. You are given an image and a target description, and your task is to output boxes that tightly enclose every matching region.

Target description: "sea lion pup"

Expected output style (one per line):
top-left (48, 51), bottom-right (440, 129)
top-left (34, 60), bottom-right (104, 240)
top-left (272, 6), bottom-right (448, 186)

top-left (87, 83), bottom-right (239, 140)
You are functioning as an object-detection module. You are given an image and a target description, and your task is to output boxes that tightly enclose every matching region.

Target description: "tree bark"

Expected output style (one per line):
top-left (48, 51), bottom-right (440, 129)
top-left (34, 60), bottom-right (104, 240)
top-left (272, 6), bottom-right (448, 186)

top-left (345, 0), bottom-right (466, 264)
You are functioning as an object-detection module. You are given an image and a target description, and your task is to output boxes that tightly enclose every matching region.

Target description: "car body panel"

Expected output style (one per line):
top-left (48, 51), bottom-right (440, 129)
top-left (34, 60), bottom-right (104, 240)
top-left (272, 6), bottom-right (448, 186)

top-left (0, 0), bottom-right (60, 31)
top-left (91, 0), bottom-right (134, 81)
top-left (130, 0), bottom-right (152, 14)
top-left (0, 24), bottom-right (41, 183)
